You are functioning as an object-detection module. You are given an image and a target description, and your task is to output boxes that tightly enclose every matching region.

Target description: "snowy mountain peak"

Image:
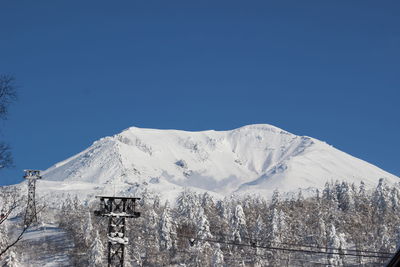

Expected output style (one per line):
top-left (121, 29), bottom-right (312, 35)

top-left (40, 124), bottom-right (398, 199)
top-left (231, 123), bottom-right (290, 133)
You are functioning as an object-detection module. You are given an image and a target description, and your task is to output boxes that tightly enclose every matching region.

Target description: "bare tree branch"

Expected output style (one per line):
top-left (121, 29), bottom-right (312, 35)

top-left (0, 187), bottom-right (19, 225)
top-left (0, 205), bottom-right (46, 258)
top-left (0, 142), bottom-right (13, 170)
top-left (0, 197), bottom-right (17, 225)
top-left (0, 75), bottom-right (17, 120)
top-left (0, 74), bottom-right (17, 172)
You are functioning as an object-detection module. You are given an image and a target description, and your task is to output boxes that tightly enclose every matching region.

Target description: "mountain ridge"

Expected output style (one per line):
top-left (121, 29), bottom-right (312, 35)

top-left (38, 124), bottom-right (398, 200)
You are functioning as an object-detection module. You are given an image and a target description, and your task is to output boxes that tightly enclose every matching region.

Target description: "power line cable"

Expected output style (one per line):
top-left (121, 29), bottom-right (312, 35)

top-left (177, 234), bottom-right (393, 259)
top-left (212, 231), bottom-right (394, 256)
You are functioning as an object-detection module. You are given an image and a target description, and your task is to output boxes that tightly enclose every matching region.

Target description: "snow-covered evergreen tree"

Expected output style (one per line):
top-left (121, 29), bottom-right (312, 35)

top-left (323, 182), bottom-right (338, 205)
top-left (271, 189), bottom-right (280, 208)
top-left (251, 215), bottom-right (267, 265)
top-left (159, 201), bottom-right (175, 251)
top-left (326, 224), bottom-right (341, 266)
top-left (3, 249), bottom-right (20, 267)
top-left (201, 192), bottom-right (214, 216)
top-left (153, 195), bottom-right (161, 211)
top-left (82, 211), bottom-right (93, 247)
top-left (230, 205), bottom-right (247, 243)
top-left (197, 211), bottom-right (213, 241)
top-left (176, 189), bottom-right (199, 223)
top-left (316, 215), bottom-right (327, 247)
top-left (211, 244), bottom-right (224, 267)
top-left (192, 210), bottom-right (213, 266)
top-left (377, 225), bottom-right (392, 252)
top-left (145, 209), bottom-right (160, 253)
top-left (216, 199), bottom-right (229, 221)
top-left (337, 182), bottom-right (354, 212)
top-left (338, 232), bottom-right (347, 266)
top-left (390, 186), bottom-right (400, 212)
top-left (252, 215), bottom-right (265, 241)
top-left (373, 178), bottom-right (390, 215)
top-left (359, 181), bottom-right (366, 196)
top-left (88, 231), bottom-right (105, 267)
top-left (267, 208), bottom-right (286, 244)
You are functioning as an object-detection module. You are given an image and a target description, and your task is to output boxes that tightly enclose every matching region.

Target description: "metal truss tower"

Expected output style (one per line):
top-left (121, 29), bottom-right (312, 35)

top-left (23, 170), bottom-right (41, 225)
top-left (94, 196), bottom-right (141, 267)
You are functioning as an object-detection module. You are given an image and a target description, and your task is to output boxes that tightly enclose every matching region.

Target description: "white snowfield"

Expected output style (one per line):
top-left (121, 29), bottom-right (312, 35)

top-left (35, 124), bottom-right (398, 201)
top-left (19, 223), bottom-right (74, 266)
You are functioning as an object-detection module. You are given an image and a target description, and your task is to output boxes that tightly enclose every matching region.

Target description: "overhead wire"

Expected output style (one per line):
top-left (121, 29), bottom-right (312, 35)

top-left (206, 231), bottom-right (394, 256)
top-left (123, 223), bottom-right (393, 263)
top-left (239, 234), bottom-right (394, 256)
top-left (176, 234), bottom-right (393, 259)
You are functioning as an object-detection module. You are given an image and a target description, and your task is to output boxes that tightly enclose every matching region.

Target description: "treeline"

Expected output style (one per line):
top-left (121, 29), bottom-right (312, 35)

top-left (55, 178), bottom-right (400, 266)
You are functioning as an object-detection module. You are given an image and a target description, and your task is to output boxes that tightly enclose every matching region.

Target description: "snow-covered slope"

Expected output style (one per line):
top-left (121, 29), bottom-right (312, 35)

top-left (38, 124), bottom-right (398, 200)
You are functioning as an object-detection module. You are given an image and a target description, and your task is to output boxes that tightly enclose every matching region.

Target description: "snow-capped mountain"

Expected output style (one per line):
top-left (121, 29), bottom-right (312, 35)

top-left (36, 124), bottom-right (398, 200)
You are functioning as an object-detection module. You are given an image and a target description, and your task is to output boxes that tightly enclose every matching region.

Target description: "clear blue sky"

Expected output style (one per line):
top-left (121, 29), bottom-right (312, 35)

top-left (0, 1), bottom-right (399, 185)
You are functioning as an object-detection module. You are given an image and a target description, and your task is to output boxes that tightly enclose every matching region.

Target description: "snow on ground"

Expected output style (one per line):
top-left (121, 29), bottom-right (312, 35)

top-left (19, 223), bottom-right (74, 267)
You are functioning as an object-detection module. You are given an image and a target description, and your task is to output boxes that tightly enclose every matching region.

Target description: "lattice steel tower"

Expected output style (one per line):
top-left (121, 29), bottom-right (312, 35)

top-left (23, 170), bottom-right (41, 225)
top-left (94, 196), bottom-right (141, 267)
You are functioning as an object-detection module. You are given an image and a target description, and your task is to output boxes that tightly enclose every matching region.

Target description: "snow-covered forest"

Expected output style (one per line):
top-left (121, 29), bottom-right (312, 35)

top-left (1, 178), bottom-right (399, 266)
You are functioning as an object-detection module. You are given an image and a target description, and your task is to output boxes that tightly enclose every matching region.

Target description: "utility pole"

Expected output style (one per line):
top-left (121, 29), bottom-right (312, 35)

top-left (23, 170), bottom-right (41, 225)
top-left (94, 196), bottom-right (141, 267)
